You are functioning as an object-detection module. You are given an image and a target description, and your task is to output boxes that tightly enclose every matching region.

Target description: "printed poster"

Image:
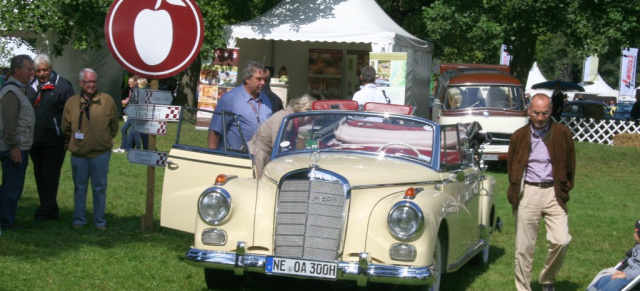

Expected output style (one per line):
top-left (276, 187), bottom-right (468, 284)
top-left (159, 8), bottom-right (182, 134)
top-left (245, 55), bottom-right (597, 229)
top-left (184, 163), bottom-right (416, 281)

top-left (196, 48), bottom-right (239, 129)
top-left (369, 52), bottom-right (407, 104)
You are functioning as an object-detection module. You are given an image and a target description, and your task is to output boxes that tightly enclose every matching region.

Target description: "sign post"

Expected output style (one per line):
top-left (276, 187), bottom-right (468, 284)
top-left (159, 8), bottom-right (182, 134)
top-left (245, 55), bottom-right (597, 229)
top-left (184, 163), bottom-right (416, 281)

top-left (124, 104), bottom-right (181, 121)
top-left (105, 0), bottom-right (202, 231)
top-left (123, 103), bottom-right (179, 231)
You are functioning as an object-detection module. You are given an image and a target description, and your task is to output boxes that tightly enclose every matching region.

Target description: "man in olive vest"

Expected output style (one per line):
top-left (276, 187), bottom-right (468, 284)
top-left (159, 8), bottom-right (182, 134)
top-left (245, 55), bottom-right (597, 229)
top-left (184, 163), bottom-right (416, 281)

top-left (0, 55), bottom-right (35, 231)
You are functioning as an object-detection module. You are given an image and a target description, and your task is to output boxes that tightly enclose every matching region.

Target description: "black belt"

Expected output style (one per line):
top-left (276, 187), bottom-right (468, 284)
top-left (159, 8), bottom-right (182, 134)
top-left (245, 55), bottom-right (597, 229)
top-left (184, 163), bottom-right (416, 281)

top-left (525, 181), bottom-right (554, 188)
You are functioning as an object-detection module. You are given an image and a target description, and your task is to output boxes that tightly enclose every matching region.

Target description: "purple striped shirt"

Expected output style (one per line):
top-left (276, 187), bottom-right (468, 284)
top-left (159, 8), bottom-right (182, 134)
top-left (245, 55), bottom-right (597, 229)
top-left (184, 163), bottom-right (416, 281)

top-left (525, 124), bottom-right (553, 183)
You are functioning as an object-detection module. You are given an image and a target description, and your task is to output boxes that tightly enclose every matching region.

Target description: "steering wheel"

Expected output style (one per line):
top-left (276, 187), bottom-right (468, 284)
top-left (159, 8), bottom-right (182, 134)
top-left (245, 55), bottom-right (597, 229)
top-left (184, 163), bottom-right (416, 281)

top-left (492, 101), bottom-right (511, 108)
top-left (377, 142), bottom-right (421, 157)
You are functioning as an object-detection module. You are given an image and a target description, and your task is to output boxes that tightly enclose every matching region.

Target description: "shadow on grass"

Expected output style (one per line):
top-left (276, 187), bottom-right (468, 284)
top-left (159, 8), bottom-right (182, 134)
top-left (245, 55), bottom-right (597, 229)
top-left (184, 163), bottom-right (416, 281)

top-left (531, 281), bottom-right (580, 291)
top-left (486, 160), bottom-right (508, 173)
top-left (440, 245), bottom-right (506, 290)
top-left (197, 245), bottom-right (509, 291)
top-left (0, 207), bottom-right (192, 260)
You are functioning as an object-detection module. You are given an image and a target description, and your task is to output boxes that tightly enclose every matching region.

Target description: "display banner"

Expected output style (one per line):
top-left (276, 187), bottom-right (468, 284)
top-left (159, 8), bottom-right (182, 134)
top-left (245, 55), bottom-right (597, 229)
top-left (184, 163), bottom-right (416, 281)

top-left (620, 48), bottom-right (638, 97)
top-left (196, 48), bottom-right (239, 129)
top-left (369, 52), bottom-right (407, 104)
top-left (583, 55), bottom-right (599, 83)
top-left (500, 45), bottom-right (511, 66)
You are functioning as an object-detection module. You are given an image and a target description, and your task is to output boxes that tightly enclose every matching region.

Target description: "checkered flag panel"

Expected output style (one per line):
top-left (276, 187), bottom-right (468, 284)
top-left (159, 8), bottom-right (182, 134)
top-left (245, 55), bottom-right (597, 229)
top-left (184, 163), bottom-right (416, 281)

top-left (164, 106), bottom-right (180, 121)
top-left (156, 152), bottom-right (168, 167)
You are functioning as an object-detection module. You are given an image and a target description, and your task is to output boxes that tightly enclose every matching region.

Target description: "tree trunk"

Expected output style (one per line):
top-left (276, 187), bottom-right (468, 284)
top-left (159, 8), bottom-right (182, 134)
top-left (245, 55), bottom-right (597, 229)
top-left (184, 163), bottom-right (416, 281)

top-left (175, 56), bottom-right (201, 107)
top-left (510, 31), bottom-right (538, 84)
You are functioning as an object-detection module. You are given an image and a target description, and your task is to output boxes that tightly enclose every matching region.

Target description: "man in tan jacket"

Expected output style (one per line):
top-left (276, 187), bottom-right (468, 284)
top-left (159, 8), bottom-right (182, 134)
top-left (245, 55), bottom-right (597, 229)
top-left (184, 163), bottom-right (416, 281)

top-left (507, 93), bottom-right (576, 291)
top-left (62, 68), bottom-right (118, 230)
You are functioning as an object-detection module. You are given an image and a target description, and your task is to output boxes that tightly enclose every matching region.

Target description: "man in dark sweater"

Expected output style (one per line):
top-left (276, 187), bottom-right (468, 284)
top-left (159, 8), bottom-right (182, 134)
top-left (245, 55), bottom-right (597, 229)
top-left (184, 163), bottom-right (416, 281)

top-left (262, 68), bottom-right (284, 113)
top-left (25, 54), bottom-right (75, 222)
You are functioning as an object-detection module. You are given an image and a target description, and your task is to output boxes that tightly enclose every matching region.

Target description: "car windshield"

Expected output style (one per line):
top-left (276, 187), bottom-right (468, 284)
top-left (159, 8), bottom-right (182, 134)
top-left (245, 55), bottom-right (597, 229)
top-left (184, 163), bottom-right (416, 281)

top-left (445, 85), bottom-right (525, 110)
top-left (274, 112), bottom-right (436, 164)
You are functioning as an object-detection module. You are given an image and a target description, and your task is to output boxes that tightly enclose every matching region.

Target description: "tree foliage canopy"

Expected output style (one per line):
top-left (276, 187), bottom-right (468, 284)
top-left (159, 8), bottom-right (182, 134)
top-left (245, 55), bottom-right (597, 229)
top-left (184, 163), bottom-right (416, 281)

top-left (2, 0), bottom-right (638, 88)
top-left (0, 0), bottom-right (278, 57)
top-left (419, 0), bottom-right (640, 83)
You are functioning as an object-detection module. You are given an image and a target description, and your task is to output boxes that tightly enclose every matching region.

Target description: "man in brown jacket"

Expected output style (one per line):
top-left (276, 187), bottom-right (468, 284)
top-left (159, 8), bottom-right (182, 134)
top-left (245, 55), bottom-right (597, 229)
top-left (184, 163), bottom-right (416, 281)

top-left (507, 93), bottom-right (575, 291)
top-left (62, 68), bottom-right (119, 230)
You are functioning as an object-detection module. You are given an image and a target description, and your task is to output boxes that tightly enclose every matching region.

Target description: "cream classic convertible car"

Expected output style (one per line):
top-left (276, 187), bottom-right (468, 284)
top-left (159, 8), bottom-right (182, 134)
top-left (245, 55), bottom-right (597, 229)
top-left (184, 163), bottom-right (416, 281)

top-left (161, 101), bottom-right (501, 290)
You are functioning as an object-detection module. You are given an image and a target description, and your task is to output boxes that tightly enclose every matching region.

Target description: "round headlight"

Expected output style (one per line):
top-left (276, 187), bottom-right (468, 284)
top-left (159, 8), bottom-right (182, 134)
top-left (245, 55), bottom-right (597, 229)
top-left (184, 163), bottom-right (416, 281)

top-left (387, 201), bottom-right (424, 239)
top-left (198, 188), bottom-right (231, 225)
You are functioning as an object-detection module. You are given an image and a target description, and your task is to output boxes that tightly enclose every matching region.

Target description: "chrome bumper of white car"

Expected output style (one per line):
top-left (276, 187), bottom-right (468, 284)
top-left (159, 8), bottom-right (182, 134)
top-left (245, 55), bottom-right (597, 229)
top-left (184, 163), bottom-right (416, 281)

top-left (185, 242), bottom-right (433, 287)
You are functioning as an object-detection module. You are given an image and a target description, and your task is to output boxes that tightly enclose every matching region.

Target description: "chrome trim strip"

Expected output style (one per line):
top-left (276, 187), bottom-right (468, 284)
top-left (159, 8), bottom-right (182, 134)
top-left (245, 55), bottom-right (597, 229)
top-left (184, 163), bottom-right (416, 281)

top-left (352, 181), bottom-right (439, 190)
top-left (167, 154), bottom-right (252, 169)
top-left (446, 239), bottom-right (487, 272)
top-left (185, 247), bottom-right (433, 287)
top-left (263, 175), bottom-right (278, 185)
top-left (234, 242), bottom-right (246, 275)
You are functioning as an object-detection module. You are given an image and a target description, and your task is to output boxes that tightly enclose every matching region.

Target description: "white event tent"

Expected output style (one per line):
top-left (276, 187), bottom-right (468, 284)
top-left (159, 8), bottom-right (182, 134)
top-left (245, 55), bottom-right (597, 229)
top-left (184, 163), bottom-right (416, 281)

top-left (581, 74), bottom-right (614, 95)
top-left (524, 62), bottom-right (552, 97)
top-left (224, 0), bottom-right (433, 117)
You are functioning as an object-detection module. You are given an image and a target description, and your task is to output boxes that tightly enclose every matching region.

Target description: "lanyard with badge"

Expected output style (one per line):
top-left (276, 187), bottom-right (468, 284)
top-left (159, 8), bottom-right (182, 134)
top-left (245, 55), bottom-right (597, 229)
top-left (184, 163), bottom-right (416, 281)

top-left (75, 93), bottom-right (92, 140)
top-left (248, 97), bottom-right (262, 125)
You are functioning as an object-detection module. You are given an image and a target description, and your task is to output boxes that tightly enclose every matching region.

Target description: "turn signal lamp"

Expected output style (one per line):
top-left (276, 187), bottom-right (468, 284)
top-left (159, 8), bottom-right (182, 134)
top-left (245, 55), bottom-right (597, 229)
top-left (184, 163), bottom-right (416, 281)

top-left (202, 228), bottom-right (227, 246)
top-left (389, 243), bottom-right (417, 261)
top-left (403, 187), bottom-right (416, 200)
top-left (215, 174), bottom-right (227, 185)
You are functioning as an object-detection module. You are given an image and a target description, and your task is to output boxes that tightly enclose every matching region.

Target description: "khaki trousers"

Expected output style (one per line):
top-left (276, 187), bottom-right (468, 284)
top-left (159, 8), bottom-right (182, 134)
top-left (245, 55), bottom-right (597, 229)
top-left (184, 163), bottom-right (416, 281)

top-left (515, 185), bottom-right (571, 291)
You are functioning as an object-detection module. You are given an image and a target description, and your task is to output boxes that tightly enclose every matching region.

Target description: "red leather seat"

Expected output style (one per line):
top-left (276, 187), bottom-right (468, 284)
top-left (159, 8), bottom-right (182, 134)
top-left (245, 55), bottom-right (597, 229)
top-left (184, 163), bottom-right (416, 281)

top-left (363, 102), bottom-right (414, 115)
top-left (311, 100), bottom-right (359, 110)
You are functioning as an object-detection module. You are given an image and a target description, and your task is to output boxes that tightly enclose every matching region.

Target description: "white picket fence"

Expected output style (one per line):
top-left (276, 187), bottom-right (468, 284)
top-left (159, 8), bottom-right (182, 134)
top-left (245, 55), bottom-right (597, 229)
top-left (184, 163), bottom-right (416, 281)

top-left (557, 117), bottom-right (640, 145)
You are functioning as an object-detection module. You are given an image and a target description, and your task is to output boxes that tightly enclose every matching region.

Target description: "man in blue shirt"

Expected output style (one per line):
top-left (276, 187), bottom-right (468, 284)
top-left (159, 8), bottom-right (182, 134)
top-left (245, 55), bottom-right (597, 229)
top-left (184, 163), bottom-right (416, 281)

top-left (208, 61), bottom-right (273, 150)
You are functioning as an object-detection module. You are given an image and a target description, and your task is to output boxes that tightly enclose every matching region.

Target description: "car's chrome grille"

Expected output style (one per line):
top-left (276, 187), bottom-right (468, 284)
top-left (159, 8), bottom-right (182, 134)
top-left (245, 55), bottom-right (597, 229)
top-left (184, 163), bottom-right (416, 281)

top-left (486, 132), bottom-right (511, 146)
top-left (275, 173), bottom-right (347, 261)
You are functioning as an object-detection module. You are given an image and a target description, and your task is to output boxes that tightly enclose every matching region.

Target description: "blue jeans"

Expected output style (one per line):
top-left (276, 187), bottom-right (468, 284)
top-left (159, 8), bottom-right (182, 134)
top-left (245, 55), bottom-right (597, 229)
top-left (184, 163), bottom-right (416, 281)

top-left (119, 118), bottom-right (133, 150)
top-left (71, 151), bottom-right (111, 227)
top-left (593, 274), bottom-right (631, 291)
top-left (0, 150), bottom-right (29, 228)
top-left (120, 118), bottom-right (148, 150)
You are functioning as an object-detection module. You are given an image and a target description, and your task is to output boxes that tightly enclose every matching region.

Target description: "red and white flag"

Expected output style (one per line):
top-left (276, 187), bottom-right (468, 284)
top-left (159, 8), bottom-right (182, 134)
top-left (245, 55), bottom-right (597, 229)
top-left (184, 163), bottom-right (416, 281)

top-left (620, 48), bottom-right (638, 96)
top-left (500, 45), bottom-right (511, 66)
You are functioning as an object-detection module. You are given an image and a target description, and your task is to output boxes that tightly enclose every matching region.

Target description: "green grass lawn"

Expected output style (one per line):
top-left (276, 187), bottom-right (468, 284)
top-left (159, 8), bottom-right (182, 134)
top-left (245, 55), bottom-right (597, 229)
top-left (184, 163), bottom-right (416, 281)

top-left (1, 123), bottom-right (639, 290)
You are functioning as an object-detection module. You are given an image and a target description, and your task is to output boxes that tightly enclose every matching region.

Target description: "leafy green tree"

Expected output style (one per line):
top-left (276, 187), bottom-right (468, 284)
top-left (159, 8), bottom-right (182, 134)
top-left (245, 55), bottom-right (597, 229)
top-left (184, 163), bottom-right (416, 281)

top-left (535, 33), bottom-right (583, 83)
top-left (0, 0), bottom-right (277, 106)
top-left (419, 0), bottom-right (640, 83)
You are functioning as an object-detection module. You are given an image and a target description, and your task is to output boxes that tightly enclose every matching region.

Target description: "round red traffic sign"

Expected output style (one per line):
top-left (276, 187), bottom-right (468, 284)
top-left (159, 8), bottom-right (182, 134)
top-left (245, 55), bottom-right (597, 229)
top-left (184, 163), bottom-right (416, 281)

top-left (105, 0), bottom-right (204, 79)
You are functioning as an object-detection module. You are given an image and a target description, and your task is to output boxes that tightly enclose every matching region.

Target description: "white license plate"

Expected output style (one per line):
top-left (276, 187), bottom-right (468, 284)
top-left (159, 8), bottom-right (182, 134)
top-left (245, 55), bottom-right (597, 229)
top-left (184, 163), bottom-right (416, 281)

top-left (483, 154), bottom-right (498, 161)
top-left (265, 257), bottom-right (337, 279)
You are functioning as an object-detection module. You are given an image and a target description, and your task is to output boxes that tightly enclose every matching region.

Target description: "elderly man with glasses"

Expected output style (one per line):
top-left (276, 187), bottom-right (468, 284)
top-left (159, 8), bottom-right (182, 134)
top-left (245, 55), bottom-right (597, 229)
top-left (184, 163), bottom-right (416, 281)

top-left (507, 93), bottom-right (576, 291)
top-left (62, 68), bottom-right (119, 231)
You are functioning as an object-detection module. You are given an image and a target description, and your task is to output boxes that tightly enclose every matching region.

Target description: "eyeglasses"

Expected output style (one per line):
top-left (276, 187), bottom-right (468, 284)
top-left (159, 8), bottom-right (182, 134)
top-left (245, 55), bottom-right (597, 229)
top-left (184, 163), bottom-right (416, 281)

top-left (530, 111), bottom-right (550, 117)
top-left (81, 80), bottom-right (97, 84)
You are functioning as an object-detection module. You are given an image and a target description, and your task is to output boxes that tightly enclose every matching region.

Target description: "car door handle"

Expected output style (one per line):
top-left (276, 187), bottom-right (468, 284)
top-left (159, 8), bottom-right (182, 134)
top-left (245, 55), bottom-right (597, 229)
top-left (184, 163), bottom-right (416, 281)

top-left (166, 160), bottom-right (179, 169)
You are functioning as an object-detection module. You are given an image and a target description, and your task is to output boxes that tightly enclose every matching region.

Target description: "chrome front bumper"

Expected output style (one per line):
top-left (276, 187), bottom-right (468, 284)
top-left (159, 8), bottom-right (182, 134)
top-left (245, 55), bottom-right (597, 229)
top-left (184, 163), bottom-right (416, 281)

top-left (185, 242), bottom-right (433, 287)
